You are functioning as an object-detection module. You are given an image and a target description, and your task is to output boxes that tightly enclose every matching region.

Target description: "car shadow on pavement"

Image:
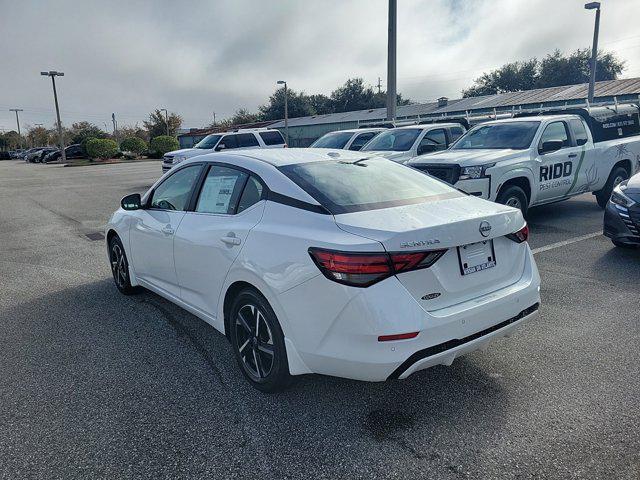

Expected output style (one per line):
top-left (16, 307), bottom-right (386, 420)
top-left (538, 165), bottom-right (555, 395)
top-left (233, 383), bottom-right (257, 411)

top-left (1, 278), bottom-right (510, 476)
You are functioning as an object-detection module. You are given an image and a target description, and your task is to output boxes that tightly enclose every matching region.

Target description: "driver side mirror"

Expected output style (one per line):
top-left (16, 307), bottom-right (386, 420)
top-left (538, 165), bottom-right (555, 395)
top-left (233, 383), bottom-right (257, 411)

top-left (215, 143), bottom-right (226, 151)
top-left (121, 193), bottom-right (142, 210)
top-left (539, 140), bottom-right (563, 155)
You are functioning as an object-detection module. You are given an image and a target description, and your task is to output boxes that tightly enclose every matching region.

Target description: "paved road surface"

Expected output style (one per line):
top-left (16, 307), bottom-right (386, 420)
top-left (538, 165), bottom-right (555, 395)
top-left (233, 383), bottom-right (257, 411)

top-left (1, 160), bottom-right (638, 479)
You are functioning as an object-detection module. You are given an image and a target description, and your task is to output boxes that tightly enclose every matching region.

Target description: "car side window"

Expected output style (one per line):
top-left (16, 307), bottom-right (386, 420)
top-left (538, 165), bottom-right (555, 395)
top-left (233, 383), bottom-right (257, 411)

top-left (195, 166), bottom-right (248, 214)
top-left (449, 126), bottom-right (465, 142)
top-left (219, 135), bottom-right (238, 150)
top-left (237, 133), bottom-right (259, 148)
top-left (418, 128), bottom-right (447, 153)
top-left (151, 165), bottom-right (202, 211)
top-left (569, 119), bottom-right (589, 146)
top-left (348, 132), bottom-right (377, 151)
top-left (237, 177), bottom-right (264, 213)
top-left (539, 122), bottom-right (570, 150)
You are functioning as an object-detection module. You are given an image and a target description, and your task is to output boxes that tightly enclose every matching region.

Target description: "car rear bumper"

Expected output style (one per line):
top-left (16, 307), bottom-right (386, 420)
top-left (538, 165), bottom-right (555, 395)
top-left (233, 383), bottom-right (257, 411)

top-left (279, 246), bottom-right (541, 381)
top-left (603, 200), bottom-right (640, 245)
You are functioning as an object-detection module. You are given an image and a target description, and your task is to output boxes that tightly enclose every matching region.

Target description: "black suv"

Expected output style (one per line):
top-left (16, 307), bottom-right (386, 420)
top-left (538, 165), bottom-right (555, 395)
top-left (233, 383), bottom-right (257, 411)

top-left (43, 144), bottom-right (85, 163)
top-left (604, 171), bottom-right (640, 248)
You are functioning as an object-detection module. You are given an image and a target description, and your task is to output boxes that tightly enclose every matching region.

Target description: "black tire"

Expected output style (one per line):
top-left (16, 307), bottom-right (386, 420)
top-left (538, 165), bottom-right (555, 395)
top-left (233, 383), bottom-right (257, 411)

top-left (108, 236), bottom-right (138, 295)
top-left (596, 166), bottom-right (629, 209)
top-left (229, 288), bottom-right (292, 393)
top-left (496, 184), bottom-right (529, 218)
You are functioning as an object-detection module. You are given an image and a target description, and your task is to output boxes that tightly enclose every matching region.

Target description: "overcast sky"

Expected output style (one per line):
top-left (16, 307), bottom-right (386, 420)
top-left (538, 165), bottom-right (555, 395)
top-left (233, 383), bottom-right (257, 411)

top-left (1, 0), bottom-right (639, 132)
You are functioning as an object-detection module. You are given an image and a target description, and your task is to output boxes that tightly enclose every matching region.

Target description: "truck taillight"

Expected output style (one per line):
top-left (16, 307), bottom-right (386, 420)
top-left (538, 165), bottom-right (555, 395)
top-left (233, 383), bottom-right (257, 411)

top-left (308, 248), bottom-right (446, 287)
top-left (506, 224), bottom-right (529, 243)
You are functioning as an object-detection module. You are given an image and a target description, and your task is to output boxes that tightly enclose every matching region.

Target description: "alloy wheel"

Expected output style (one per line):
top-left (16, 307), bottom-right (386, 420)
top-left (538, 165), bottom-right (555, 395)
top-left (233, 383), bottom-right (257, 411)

top-left (110, 243), bottom-right (128, 289)
top-left (506, 196), bottom-right (522, 210)
top-left (235, 304), bottom-right (275, 380)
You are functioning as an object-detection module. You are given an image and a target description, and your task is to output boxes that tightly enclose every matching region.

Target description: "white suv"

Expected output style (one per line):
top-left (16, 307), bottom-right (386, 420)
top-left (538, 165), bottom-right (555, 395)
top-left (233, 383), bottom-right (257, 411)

top-left (162, 128), bottom-right (286, 173)
top-left (360, 123), bottom-right (466, 163)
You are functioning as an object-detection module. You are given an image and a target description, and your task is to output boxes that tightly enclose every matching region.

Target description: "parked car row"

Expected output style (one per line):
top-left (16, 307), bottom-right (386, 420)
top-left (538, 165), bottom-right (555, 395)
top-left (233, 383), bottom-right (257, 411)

top-left (15, 144), bottom-right (85, 163)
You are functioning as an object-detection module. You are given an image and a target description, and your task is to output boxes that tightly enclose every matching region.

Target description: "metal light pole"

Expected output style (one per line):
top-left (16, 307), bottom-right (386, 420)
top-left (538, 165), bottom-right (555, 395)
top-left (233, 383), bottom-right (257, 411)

top-left (41, 71), bottom-right (66, 163)
top-left (9, 109), bottom-right (23, 147)
top-left (112, 113), bottom-right (118, 145)
top-left (160, 108), bottom-right (169, 136)
top-left (585, 2), bottom-right (601, 104)
top-left (386, 0), bottom-right (397, 122)
top-left (277, 80), bottom-right (288, 145)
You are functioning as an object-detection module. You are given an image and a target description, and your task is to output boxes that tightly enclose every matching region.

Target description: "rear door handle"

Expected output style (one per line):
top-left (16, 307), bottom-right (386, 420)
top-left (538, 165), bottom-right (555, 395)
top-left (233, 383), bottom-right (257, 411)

top-left (568, 153), bottom-right (578, 158)
top-left (161, 225), bottom-right (175, 235)
top-left (221, 236), bottom-right (241, 246)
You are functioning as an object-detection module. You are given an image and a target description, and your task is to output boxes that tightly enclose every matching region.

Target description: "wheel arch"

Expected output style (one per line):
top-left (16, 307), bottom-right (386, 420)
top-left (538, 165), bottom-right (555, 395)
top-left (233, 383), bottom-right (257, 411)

top-left (496, 175), bottom-right (532, 206)
top-left (612, 158), bottom-right (632, 176)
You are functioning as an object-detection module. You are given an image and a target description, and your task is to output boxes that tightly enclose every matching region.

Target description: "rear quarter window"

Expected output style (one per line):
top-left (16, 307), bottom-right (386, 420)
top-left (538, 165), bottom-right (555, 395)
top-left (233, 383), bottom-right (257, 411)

top-left (259, 131), bottom-right (285, 145)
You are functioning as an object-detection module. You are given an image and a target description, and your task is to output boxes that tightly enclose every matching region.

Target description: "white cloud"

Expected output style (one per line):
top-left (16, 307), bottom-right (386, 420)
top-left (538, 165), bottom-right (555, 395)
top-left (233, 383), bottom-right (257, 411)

top-left (1, 0), bottom-right (637, 131)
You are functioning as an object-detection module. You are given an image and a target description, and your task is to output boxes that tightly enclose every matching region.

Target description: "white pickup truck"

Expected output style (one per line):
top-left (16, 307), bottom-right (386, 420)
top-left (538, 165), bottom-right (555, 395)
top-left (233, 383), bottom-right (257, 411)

top-left (407, 105), bottom-right (640, 216)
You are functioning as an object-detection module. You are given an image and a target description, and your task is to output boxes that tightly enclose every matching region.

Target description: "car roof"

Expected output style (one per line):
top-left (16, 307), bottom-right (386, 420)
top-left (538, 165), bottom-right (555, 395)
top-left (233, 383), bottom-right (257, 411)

top-left (183, 148), bottom-right (370, 168)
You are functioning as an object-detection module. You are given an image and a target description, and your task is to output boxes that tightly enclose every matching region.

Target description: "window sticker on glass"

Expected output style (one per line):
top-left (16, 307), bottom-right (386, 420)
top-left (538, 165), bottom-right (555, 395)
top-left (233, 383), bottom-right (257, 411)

top-left (197, 174), bottom-right (244, 214)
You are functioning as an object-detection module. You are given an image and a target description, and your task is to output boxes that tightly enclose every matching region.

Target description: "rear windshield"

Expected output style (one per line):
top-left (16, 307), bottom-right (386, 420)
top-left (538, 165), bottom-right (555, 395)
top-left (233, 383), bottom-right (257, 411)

top-left (259, 131), bottom-right (285, 145)
top-left (361, 128), bottom-right (421, 152)
top-left (310, 132), bottom-right (354, 149)
top-left (452, 121), bottom-right (540, 150)
top-left (279, 158), bottom-right (460, 214)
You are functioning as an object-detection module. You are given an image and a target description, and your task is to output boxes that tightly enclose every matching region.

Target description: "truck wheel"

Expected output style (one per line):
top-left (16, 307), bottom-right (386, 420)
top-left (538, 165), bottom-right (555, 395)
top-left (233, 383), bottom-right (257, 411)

top-left (596, 166), bottom-right (628, 209)
top-left (496, 185), bottom-right (528, 217)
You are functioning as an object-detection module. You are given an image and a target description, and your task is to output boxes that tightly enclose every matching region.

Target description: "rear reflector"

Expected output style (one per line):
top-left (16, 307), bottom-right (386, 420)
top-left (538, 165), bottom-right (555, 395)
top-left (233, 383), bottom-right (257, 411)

top-left (506, 224), bottom-right (529, 243)
top-left (308, 247), bottom-right (447, 287)
top-left (378, 332), bottom-right (419, 342)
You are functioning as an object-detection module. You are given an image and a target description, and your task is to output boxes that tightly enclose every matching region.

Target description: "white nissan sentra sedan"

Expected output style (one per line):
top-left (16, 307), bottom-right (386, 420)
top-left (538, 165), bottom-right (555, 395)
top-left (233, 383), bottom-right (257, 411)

top-left (106, 149), bottom-right (540, 392)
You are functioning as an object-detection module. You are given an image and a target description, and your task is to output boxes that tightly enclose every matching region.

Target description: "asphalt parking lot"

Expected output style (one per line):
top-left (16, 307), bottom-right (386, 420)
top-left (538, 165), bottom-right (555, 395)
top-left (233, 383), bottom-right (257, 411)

top-left (1, 159), bottom-right (639, 479)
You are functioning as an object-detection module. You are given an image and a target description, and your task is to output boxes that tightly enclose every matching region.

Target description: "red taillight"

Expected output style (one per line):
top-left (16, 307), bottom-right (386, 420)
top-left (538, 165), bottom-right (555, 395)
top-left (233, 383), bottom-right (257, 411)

top-left (378, 332), bottom-right (419, 342)
top-left (308, 248), bottom-right (446, 287)
top-left (507, 224), bottom-right (529, 243)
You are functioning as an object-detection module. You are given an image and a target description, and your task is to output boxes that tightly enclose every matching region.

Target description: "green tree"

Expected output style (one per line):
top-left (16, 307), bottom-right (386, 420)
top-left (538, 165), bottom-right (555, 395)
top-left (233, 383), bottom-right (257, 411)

top-left (259, 88), bottom-right (315, 121)
top-left (462, 48), bottom-right (625, 98)
top-left (86, 138), bottom-right (118, 160)
top-left (120, 137), bottom-right (148, 156)
top-left (118, 124), bottom-right (149, 143)
top-left (150, 135), bottom-right (179, 157)
top-left (2, 131), bottom-right (22, 149)
top-left (308, 94), bottom-right (334, 115)
top-left (537, 48), bottom-right (624, 88)
top-left (215, 108), bottom-right (262, 129)
top-left (144, 110), bottom-right (183, 139)
top-left (69, 122), bottom-right (107, 145)
top-left (26, 126), bottom-right (52, 147)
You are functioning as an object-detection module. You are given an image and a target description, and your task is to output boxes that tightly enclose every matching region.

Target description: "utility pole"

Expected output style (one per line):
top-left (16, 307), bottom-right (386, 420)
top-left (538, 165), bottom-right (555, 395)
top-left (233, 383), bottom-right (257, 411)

top-left (376, 77), bottom-right (383, 94)
top-left (585, 2), bottom-right (601, 104)
top-left (160, 108), bottom-right (169, 136)
top-left (41, 71), bottom-right (66, 163)
top-left (386, 0), bottom-right (397, 122)
top-left (277, 80), bottom-right (289, 145)
top-left (111, 113), bottom-right (118, 145)
top-left (9, 108), bottom-right (23, 148)
top-left (212, 112), bottom-right (217, 127)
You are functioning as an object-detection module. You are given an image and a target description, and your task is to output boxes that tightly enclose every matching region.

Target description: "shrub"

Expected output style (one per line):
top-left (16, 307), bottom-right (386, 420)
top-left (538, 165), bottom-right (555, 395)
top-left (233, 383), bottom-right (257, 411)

top-left (86, 138), bottom-right (118, 160)
top-left (150, 135), bottom-right (179, 157)
top-left (120, 137), bottom-right (148, 156)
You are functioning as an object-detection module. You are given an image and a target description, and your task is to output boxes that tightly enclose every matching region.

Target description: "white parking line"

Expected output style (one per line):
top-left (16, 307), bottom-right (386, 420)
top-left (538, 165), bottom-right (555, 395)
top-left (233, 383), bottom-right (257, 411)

top-left (532, 232), bottom-right (602, 255)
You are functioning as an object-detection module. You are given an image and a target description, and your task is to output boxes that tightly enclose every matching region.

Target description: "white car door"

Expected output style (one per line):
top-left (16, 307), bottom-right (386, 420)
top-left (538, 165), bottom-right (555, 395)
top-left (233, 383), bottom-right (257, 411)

top-left (129, 164), bottom-right (203, 297)
top-left (173, 165), bottom-right (266, 318)
top-left (535, 120), bottom-right (583, 203)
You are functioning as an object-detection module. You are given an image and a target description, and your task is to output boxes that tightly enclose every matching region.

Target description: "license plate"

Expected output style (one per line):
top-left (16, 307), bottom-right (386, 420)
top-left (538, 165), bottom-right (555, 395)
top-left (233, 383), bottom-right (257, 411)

top-left (457, 240), bottom-right (496, 275)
